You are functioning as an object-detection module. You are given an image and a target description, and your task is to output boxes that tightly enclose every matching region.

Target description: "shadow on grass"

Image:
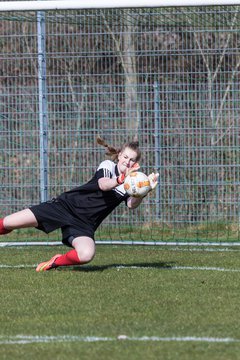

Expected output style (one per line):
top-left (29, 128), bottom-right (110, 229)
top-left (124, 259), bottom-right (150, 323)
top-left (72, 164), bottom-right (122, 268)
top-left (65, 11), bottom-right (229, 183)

top-left (70, 261), bottom-right (175, 272)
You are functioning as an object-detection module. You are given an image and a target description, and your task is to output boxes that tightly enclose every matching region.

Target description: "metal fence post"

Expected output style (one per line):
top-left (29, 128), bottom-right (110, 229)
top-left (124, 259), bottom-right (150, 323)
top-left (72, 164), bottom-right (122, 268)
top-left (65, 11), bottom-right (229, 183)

top-left (37, 11), bottom-right (48, 202)
top-left (154, 82), bottom-right (161, 218)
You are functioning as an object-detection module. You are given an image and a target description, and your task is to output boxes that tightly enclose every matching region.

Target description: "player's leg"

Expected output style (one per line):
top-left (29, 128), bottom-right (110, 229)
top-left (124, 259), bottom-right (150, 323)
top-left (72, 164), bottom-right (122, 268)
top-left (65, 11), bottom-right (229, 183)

top-left (36, 236), bottom-right (96, 272)
top-left (71, 236), bottom-right (96, 263)
top-left (55, 236), bottom-right (95, 266)
top-left (0, 209), bottom-right (38, 234)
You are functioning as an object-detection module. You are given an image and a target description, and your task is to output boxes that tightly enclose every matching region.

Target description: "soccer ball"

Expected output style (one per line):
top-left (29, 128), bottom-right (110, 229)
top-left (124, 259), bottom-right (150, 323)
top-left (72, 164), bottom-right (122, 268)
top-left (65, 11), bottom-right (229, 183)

top-left (124, 171), bottom-right (151, 198)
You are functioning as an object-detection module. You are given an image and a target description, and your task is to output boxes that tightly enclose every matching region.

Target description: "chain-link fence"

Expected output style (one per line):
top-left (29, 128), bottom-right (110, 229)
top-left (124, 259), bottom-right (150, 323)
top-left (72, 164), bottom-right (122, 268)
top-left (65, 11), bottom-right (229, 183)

top-left (1, 6), bottom-right (240, 244)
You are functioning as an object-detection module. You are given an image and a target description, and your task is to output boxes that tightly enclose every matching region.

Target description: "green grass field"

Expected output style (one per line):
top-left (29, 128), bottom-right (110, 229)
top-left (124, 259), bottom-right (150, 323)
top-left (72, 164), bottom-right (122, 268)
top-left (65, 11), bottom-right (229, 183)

top-left (0, 245), bottom-right (240, 360)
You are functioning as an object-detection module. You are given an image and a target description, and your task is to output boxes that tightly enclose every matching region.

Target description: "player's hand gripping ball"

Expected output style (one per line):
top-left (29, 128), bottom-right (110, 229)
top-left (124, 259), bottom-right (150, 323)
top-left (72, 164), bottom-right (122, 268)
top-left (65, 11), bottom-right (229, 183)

top-left (124, 171), bottom-right (152, 198)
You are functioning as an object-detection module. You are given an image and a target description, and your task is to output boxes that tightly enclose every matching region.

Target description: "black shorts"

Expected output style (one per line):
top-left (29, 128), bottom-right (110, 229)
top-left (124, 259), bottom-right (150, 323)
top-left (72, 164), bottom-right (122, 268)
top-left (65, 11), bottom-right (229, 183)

top-left (30, 199), bottom-right (95, 247)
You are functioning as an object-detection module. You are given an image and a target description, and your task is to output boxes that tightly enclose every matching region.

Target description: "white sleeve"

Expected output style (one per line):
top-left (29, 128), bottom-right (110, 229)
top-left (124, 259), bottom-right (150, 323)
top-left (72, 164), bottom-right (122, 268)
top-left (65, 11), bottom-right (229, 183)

top-left (96, 160), bottom-right (115, 179)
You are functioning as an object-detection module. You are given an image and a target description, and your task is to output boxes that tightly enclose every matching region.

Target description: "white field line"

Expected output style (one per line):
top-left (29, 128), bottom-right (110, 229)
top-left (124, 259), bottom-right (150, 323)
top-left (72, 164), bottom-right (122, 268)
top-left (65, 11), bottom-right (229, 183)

top-left (169, 247), bottom-right (240, 252)
top-left (0, 264), bottom-right (36, 268)
top-left (0, 263), bottom-right (240, 273)
top-left (0, 335), bottom-right (239, 344)
top-left (115, 265), bottom-right (240, 272)
top-left (167, 266), bottom-right (240, 272)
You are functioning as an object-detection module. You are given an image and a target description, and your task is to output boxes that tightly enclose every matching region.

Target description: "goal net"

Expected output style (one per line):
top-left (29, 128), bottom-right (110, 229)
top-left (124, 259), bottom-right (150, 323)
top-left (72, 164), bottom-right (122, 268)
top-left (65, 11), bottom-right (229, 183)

top-left (1, 1), bottom-right (240, 246)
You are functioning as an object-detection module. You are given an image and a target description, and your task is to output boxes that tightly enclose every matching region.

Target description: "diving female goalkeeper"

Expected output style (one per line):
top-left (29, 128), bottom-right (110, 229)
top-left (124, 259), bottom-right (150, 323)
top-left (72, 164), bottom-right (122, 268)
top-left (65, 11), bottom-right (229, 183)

top-left (0, 137), bottom-right (159, 272)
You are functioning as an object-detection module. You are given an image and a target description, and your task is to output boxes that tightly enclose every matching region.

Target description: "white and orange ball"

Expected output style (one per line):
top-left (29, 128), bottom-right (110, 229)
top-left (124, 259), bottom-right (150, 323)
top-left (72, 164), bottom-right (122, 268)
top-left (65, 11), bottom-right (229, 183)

top-left (124, 171), bottom-right (151, 198)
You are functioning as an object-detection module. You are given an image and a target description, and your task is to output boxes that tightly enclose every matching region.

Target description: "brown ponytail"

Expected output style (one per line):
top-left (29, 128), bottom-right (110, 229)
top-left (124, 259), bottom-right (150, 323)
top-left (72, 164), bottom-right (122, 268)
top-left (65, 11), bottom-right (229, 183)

top-left (97, 136), bottom-right (141, 162)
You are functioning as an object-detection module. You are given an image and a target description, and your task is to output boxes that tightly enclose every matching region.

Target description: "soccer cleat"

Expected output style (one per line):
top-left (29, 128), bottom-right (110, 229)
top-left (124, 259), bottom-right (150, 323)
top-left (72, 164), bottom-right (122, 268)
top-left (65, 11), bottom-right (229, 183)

top-left (36, 254), bottom-right (61, 272)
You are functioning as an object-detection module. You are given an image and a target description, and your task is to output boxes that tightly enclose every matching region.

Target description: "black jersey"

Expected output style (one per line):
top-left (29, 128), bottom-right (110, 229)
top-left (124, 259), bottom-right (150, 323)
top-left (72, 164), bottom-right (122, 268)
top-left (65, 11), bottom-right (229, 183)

top-left (31, 160), bottom-right (130, 240)
top-left (57, 160), bottom-right (129, 231)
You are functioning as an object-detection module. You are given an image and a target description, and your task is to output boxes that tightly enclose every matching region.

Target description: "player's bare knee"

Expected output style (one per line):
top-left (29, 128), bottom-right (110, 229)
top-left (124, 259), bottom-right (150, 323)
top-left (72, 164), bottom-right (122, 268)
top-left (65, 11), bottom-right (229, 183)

top-left (72, 236), bottom-right (95, 264)
top-left (77, 248), bottom-right (95, 264)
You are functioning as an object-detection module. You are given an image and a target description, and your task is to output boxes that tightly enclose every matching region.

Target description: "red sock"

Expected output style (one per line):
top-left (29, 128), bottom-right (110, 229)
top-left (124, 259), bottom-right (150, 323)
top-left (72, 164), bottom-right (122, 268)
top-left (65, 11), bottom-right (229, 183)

top-left (0, 218), bottom-right (12, 235)
top-left (55, 249), bottom-right (80, 267)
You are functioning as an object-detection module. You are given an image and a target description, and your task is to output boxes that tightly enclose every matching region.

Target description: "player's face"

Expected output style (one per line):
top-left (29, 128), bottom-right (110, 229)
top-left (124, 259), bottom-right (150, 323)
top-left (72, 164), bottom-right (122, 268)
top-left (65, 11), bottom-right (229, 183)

top-left (118, 147), bottom-right (138, 174)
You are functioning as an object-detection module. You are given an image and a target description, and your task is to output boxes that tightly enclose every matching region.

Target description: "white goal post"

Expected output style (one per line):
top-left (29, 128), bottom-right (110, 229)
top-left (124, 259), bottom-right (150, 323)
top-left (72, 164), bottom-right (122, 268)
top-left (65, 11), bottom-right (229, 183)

top-left (0, 0), bottom-right (240, 11)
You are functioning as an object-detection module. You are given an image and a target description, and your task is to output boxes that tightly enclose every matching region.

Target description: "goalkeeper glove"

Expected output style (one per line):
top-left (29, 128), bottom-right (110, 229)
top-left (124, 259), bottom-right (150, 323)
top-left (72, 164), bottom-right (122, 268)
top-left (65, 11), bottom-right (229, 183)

top-left (139, 172), bottom-right (159, 198)
top-left (148, 172), bottom-right (159, 191)
top-left (117, 163), bottom-right (140, 185)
